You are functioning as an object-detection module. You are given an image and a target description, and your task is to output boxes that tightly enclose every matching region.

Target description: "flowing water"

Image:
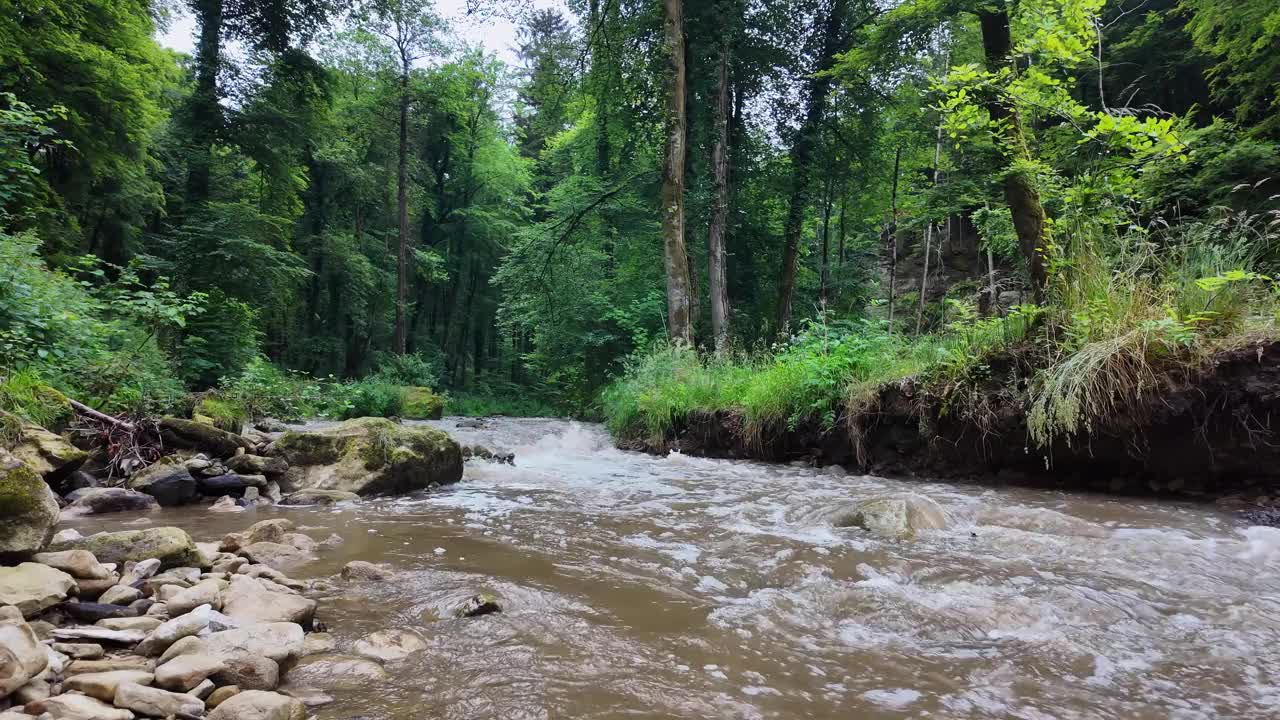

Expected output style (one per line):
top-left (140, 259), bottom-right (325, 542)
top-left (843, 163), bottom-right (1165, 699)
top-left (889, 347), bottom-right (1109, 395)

top-left (67, 418), bottom-right (1280, 719)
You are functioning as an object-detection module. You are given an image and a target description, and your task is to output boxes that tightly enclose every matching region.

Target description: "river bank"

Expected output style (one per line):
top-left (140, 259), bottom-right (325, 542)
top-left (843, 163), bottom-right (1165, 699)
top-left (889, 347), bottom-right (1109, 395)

top-left (617, 339), bottom-right (1280, 502)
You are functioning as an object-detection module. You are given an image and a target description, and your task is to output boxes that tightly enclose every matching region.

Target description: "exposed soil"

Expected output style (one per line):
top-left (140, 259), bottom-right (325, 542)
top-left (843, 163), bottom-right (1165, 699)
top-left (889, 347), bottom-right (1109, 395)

top-left (621, 339), bottom-right (1280, 499)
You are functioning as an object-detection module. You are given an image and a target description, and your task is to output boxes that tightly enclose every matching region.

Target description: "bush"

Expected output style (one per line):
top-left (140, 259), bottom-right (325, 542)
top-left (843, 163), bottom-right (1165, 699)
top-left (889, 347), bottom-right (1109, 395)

top-left (370, 351), bottom-right (443, 387)
top-left (216, 357), bottom-right (333, 421)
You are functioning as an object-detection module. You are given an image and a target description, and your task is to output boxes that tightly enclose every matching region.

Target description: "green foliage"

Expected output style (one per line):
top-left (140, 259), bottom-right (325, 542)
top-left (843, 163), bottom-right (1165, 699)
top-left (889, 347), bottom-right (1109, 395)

top-left (215, 357), bottom-right (332, 422)
top-left (194, 396), bottom-right (248, 433)
top-left (0, 369), bottom-right (71, 429)
top-left (175, 290), bottom-right (259, 389)
top-left (333, 378), bottom-right (405, 420)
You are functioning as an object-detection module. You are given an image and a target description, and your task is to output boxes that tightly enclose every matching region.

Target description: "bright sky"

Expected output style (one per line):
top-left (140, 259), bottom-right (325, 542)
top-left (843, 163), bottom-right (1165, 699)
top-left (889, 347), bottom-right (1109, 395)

top-left (157, 0), bottom-right (570, 66)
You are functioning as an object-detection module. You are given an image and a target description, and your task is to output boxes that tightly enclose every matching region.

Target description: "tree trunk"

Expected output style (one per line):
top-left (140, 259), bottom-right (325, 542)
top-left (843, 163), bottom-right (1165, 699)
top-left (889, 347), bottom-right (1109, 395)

top-left (394, 61), bottom-right (411, 355)
top-left (660, 0), bottom-right (694, 345)
top-left (773, 0), bottom-right (847, 335)
top-left (979, 9), bottom-right (1049, 301)
top-left (187, 0), bottom-right (224, 205)
top-left (886, 146), bottom-right (901, 332)
top-left (707, 35), bottom-right (733, 353)
top-left (819, 173), bottom-right (834, 304)
top-left (916, 123), bottom-right (944, 336)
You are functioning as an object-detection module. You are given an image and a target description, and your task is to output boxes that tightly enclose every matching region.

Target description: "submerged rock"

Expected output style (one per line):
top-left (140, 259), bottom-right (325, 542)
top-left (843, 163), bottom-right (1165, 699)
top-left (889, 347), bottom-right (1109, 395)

top-left (340, 560), bottom-right (391, 582)
top-left (352, 628), bottom-right (426, 662)
top-left (286, 654), bottom-right (389, 689)
top-left (62, 487), bottom-right (160, 516)
top-left (0, 449), bottom-right (60, 558)
top-left (454, 592), bottom-right (503, 618)
top-left (832, 493), bottom-right (949, 538)
top-left (279, 489), bottom-right (360, 506)
top-left (208, 689), bottom-right (306, 720)
top-left (266, 417), bottom-right (462, 496)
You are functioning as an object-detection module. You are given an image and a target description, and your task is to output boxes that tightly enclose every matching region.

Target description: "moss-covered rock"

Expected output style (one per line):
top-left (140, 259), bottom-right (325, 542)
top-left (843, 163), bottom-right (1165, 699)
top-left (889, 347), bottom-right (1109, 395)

top-left (129, 456), bottom-right (199, 506)
top-left (400, 387), bottom-right (444, 420)
top-left (49, 526), bottom-right (208, 569)
top-left (159, 417), bottom-right (253, 458)
top-left (1, 410), bottom-right (88, 482)
top-left (266, 417), bottom-right (462, 496)
top-left (193, 397), bottom-right (248, 434)
top-left (0, 449), bottom-right (59, 559)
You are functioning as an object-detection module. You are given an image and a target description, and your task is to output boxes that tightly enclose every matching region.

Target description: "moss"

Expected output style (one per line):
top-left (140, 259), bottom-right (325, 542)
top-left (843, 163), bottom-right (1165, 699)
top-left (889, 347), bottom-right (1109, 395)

top-left (0, 452), bottom-right (42, 516)
top-left (400, 387), bottom-right (444, 420)
top-left (194, 396), bottom-right (248, 433)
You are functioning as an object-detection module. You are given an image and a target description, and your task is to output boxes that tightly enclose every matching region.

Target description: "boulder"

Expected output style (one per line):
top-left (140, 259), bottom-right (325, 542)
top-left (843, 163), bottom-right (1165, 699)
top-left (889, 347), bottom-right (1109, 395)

top-left (62, 487), bottom-right (160, 516)
top-left (128, 458), bottom-right (198, 506)
top-left (98, 584), bottom-right (143, 606)
top-left (212, 653), bottom-right (280, 690)
top-left (31, 550), bottom-right (110, 579)
top-left (27, 692), bottom-right (134, 720)
top-left (301, 632), bottom-right (335, 656)
top-left (52, 643), bottom-right (105, 660)
top-left (0, 449), bottom-right (60, 558)
top-left (72, 576), bottom-right (121, 602)
top-left (189, 678), bottom-right (216, 699)
top-left (155, 653), bottom-right (226, 691)
top-left (115, 680), bottom-right (205, 717)
top-left (208, 689), bottom-right (305, 720)
top-left (204, 623), bottom-right (304, 663)
top-left (279, 489), bottom-right (360, 506)
top-left (221, 576), bottom-right (315, 625)
top-left (207, 684), bottom-right (240, 708)
top-left (120, 558), bottom-right (161, 586)
top-left (198, 472), bottom-right (265, 496)
top-left (266, 417), bottom-right (462, 496)
top-left (0, 606), bottom-right (46, 699)
top-left (226, 454), bottom-right (288, 477)
top-left (50, 526), bottom-right (207, 569)
top-left (340, 560), bottom-right (391, 582)
top-left (2, 410), bottom-right (88, 482)
top-left (210, 494), bottom-right (243, 512)
top-left (158, 636), bottom-right (207, 664)
top-left (400, 387), bottom-right (444, 420)
top-left (136, 604), bottom-right (219, 656)
top-left (64, 668), bottom-right (155, 701)
top-left (57, 469), bottom-right (99, 495)
top-left (0, 563), bottom-right (76, 617)
top-left (255, 419), bottom-right (289, 433)
top-left (832, 493), bottom-right (949, 538)
top-left (286, 654), bottom-right (389, 690)
top-left (238, 542), bottom-right (310, 571)
top-left (167, 579), bottom-right (225, 615)
top-left (282, 533), bottom-right (316, 553)
top-left (159, 417), bottom-right (253, 457)
top-left (352, 628), bottom-right (426, 663)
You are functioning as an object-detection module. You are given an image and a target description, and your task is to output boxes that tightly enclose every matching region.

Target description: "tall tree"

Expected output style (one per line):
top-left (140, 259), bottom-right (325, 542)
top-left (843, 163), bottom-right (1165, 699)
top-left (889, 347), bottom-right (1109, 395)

top-left (366, 0), bottom-right (440, 355)
top-left (660, 0), bottom-right (693, 344)
top-left (706, 0), bottom-right (739, 353)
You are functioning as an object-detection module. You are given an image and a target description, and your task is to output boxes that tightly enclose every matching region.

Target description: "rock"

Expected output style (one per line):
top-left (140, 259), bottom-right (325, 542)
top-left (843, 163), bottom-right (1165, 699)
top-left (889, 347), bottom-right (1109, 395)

top-left (128, 459), bottom-right (198, 506)
top-left (62, 488), bottom-right (159, 516)
top-left (239, 542), bottom-right (310, 571)
top-left (212, 653), bottom-right (279, 690)
top-left (65, 657), bottom-right (153, 675)
top-left (155, 653), bottom-right (226, 691)
top-left (58, 469), bottom-right (99, 495)
top-left (28, 692), bottom-right (135, 720)
top-left (225, 454), bottom-right (288, 477)
top-left (263, 481), bottom-right (282, 503)
top-left (52, 528), bottom-right (83, 544)
top-left (2, 411), bottom-right (88, 482)
top-left (209, 495), bottom-right (242, 512)
top-left (188, 677), bottom-right (216, 699)
top-left (352, 628), bottom-right (426, 663)
top-left (221, 576), bottom-right (315, 625)
top-left (73, 576), bottom-right (119, 600)
top-left (340, 560), bottom-right (391, 582)
top-left (454, 592), bottom-right (503, 618)
top-left (57, 601), bottom-right (133, 625)
top-left (455, 418), bottom-right (486, 429)
top-left (119, 558), bottom-right (161, 586)
top-left (159, 417), bottom-right (253, 457)
top-left (206, 684), bottom-right (240, 708)
top-left (241, 486), bottom-right (261, 503)
top-left (279, 488), bottom-right (361, 506)
top-left (114, 680), bottom-right (205, 717)
top-left (0, 563), bottom-right (77, 617)
top-left (31, 550), bottom-right (110, 580)
top-left (281, 533), bottom-right (316, 554)
top-left (51, 627), bottom-right (147, 645)
top-left (319, 533), bottom-right (343, 548)
top-left (246, 519), bottom-right (292, 545)
top-left (208, 689), bottom-right (305, 720)
top-left (167, 579), bottom-right (225, 615)
top-left (158, 636), bottom-right (207, 664)
top-left (50, 527), bottom-right (207, 570)
top-left (127, 598), bottom-right (154, 615)
top-left (96, 617), bottom-right (162, 633)
top-left (64, 668), bottom-right (155, 700)
top-left (52, 643), bottom-right (104, 659)
top-left (266, 417), bottom-right (462, 496)
top-left (97, 585), bottom-right (143, 606)
top-left (287, 654), bottom-right (389, 690)
top-left (301, 632), bottom-right (335, 656)
top-left (204, 623), bottom-right (303, 663)
top-left (255, 419), bottom-right (289, 433)
top-left (400, 387), bottom-right (444, 420)
top-left (0, 449), bottom-right (60, 558)
top-left (136, 605), bottom-right (219, 656)
top-left (0, 606), bottom-right (46, 699)
top-left (832, 493), bottom-right (949, 538)
top-left (279, 684), bottom-right (334, 708)
top-left (12, 675), bottom-right (50, 703)
top-left (198, 473), bottom-right (265, 496)
top-left (145, 602), bottom-right (168, 616)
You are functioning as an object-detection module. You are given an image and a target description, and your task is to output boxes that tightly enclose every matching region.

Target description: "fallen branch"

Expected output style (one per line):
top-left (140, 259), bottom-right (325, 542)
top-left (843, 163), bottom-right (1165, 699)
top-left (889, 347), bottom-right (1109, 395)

top-left (68, 398), bottom-right (135, 432)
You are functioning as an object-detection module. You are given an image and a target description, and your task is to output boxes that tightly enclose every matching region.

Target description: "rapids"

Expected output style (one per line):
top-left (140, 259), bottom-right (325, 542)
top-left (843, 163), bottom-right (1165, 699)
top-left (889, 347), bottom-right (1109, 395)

top-left (65, 418), bottom-right (1280, 718)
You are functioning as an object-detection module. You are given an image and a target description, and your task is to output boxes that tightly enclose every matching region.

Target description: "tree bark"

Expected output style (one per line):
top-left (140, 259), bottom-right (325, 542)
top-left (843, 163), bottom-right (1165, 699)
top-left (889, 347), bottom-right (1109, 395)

top-left (707, 34), bottom-right (733, 353)
top-left (819, 173), bottom-right (834, 304)
top-left (394, 58), bottom-right (411, 355)
top-left (773, 0), bottom-right (847, 335)
top-left (886, 146), bottom-right (901, 332)
top-left (660, 0), bottom-right (694, 345)
top-left (979, 8), bottom-right (1049, 301)
top-left (187, 0), bottom-right (224, 205)
top-left (916, 122), bottom-right (944, 336)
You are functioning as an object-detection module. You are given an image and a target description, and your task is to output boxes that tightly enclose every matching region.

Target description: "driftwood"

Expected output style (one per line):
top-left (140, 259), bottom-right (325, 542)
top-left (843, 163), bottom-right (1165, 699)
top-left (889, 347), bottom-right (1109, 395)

top-left (68, 398), bottom-right (135, 432)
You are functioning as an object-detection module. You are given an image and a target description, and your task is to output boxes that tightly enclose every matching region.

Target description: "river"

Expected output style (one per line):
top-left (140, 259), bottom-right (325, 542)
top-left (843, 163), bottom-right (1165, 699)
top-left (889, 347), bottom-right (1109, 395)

top-left (66, 417), bottom-right (1280, 719)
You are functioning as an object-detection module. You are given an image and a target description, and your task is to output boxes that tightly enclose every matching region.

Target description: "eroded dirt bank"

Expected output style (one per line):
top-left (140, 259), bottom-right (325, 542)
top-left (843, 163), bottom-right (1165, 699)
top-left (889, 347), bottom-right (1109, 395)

top-left (623, 340), bottom-right (1280, 499)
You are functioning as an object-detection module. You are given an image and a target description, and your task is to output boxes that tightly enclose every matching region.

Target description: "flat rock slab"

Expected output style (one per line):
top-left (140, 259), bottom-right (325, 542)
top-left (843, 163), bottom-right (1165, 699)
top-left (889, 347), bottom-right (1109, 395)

top-left (52, 626), bottom-right (147, 645)
top-left (0, 563), bottom-right (77, 618)
top-left (64, 669), bottom-right (155, 701)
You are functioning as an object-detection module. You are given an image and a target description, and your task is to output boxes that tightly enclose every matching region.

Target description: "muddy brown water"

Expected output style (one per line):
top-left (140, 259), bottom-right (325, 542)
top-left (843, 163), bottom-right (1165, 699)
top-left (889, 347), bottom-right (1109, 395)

top-left (63, 418), bottom-right (1280, 719)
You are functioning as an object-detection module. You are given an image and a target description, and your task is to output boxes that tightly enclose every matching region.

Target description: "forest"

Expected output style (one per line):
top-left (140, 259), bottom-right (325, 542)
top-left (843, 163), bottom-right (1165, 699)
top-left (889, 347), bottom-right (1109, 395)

top-left (1, 0), bottom-right (1278, 452)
